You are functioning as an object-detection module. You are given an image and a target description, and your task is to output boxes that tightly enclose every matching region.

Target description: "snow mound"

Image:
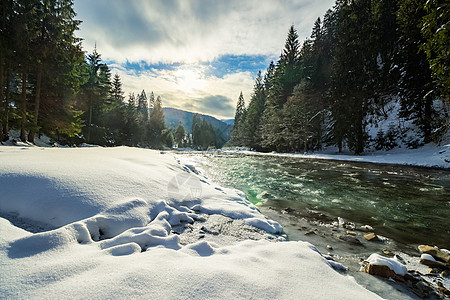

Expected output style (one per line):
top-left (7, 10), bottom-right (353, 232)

top-left (0, 146), bottom-right (379, 298)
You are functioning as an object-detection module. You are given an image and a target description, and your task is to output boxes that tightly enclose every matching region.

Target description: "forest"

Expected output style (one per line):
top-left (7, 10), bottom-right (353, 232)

top-left (229, 0), bottom-right (449, 154)
top-left (0, 0), bottom-right (220, 149)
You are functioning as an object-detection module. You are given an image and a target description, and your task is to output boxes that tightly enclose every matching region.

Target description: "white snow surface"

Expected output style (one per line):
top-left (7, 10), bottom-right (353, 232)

top-left (0, 146), bottom-right (380, 299)
top-left (366, 253), bottom-right (408, 276)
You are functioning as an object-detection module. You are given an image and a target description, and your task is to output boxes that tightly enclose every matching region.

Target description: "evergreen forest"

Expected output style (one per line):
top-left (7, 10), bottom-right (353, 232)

top-left (229, 0), bottom-right (448, 154)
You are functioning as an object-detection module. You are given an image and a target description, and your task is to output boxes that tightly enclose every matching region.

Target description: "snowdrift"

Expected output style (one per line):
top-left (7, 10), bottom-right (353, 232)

top-left (0, 146), bottom-right (379, 299)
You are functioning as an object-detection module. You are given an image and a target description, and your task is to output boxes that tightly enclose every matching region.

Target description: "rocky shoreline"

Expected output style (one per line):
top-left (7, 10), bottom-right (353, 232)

top-left (261, 206), bottom-right (450, 299)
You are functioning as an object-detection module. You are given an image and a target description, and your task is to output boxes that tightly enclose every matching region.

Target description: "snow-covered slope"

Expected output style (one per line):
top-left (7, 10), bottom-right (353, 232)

top-left (0, 146), bottom-right (379, 299)
top-left (224, 142), bottom-right (449, 169)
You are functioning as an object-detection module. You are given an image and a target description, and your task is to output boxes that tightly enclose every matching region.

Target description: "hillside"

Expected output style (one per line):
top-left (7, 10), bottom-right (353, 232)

top-left (162, 107), bottom-right (233, 142)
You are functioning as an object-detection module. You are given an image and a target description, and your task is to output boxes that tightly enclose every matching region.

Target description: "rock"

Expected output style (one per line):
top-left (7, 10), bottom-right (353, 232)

top-left (441, 270), bottom-right (450, 278)
top-left (282, 207), bottom-right (295, 214)
top-left (364, 232), bottom-right (379, 241)
top-left (427, 268), bottom-right (440, 275)
top-left (381, 249), bottom-right (395, 257)
top-left (305, 231), bottom-right (316, 236)
top-left (438, 282), bottom-right (450, 296)
top-left (339, 234), bottom-right (362, 245)
top-left (394, 254), bottom-right (406, 265)
top-left (326, 245), bottom-right (333, 250)
top-left (364, 263), bottom-right (405, 282)
top-left (420, 254), bottom-right (449, 269)
top-left (437, 282), bottom-right (450, 296)
top-left (418, 245), bottom-right (450, 263)
top-left (346, 230), bottom-right (356, 236)
top-left (359, 224), bottom-right (374, 232)
top-left (343, 222), bottom-right (355, 230)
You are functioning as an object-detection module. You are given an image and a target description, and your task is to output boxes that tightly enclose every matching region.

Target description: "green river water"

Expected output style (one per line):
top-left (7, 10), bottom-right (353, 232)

top-left (188, 152), bottom-right (450, 250)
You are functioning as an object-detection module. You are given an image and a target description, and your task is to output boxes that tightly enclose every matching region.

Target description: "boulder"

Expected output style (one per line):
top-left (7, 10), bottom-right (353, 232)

top-left (364, 253), bottom-right (407, 282)
top-left (364, 232), bottom-right (379, 241)
top-left (418, 245), bottom-right (450, 263)
top-left (364, 264), bottom-right (405, 282)
top-left (420, 253), bottom-right (449, 269)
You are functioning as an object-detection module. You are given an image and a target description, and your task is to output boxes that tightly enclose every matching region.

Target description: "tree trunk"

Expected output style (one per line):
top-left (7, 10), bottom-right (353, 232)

top-left (3, 66), bottom-right (10, 138)
top-left (87, 98), bottom-right (92, 143)
top-left (0, 51), bottom-right (4, 142)
top-left (20, 70), bottom-right (27, 142)
top-left (28, 65), bottom-right (42, 143)
top-left (423, 96), bottom-right (432, 143)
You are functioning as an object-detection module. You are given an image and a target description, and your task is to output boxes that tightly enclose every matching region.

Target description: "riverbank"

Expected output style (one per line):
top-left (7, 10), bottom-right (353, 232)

top-left (221, 143), bottom-right (450, 169)
top-left (0, 146), bottom-right (380, 299)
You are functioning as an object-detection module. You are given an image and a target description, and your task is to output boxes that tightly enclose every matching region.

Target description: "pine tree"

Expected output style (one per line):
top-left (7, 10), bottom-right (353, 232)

top-left (175, 121), bottom-right (185, 147)
top-left (137, 90), bottom-right (148, 121)
top-left (148, 95), bottom-right (165, 148)
top-left (124, 93), bottom-right (139, 146)
top-left (110, 74), bottom-right (124, 105)
top-left (277, 25), bottom-right (302, 107)
top-left (330, 0), bottom-right (375, 154)
top-left (421, 0), bottom-right (450, 103)
top-left (397, 0), bottom-right (435, 143)
top-left (230, 91), bottom-right (246, 146)
top-left (243, 71), bottom-right (266, 149)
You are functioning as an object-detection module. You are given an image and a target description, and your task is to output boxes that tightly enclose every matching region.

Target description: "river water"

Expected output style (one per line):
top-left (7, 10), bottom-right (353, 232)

top-left (180, 151), bottom-right (450, 298)
top-left (183, 151), bottom-right (450, 250)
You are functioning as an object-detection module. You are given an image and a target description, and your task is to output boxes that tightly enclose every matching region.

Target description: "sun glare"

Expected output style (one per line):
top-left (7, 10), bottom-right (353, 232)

top-left (174, 67), bottom-right (206, 95)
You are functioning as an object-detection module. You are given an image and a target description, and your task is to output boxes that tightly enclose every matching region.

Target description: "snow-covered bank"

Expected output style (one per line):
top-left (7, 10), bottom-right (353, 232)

top-left (222, 143), bottom-right (450, 169)
top-left (0, 146), bottom-right (379, 299)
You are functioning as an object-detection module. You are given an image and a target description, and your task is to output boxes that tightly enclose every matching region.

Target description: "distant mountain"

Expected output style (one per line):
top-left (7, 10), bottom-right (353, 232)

top-left (162, 107), bottom-right (233, 144)
top-left (221, 119), bottom-right (234, 126)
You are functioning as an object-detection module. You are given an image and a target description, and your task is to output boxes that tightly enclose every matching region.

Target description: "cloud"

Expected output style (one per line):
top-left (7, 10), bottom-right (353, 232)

top-left (110, 63), bottom-right (254, 119)
top-left (74, 0), bottom-right (335, 64)
top-left (74, 0), bottom-right (336, 118)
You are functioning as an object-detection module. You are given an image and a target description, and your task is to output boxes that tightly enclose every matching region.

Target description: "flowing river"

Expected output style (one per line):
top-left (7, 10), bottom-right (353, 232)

top-left (179, 151), bottom-right (450, 298)
top-left (185, 152), bottom-right (450, 250)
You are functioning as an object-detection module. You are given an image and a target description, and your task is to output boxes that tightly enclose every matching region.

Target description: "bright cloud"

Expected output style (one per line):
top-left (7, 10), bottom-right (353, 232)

top-left (74, 0), bottom-right (335, 119)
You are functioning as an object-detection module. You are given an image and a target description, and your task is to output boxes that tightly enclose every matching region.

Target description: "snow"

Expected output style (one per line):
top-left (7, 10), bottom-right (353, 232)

top-left (0, 146), bottom-right (380, 299)
top-left (420, 253), bottom-right (436, 262)
top-left (366, 253), bottom-right (407, 276)
top-left (222, 142), bottom-right (450, 169)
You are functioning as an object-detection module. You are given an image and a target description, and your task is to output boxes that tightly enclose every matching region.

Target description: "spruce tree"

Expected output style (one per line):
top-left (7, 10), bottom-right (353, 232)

top-left (230, 91), bottom-right (246, 146)
top-left (175, 121), bottom-right (185, 147)
top-left (243, 71), bottom-right (266, 149)
top-left (148, 95), bottom-right (166, 148)
top-left (397, 0), bottom-right (434, 143)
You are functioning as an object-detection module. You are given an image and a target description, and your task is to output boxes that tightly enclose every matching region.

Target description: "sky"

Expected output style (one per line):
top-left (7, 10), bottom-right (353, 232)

top-left (74, 0), bottom-right (335, 119)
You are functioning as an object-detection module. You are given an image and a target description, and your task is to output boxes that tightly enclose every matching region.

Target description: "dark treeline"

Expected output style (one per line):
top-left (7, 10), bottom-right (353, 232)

top-left (0, 0), bottom-right (218, 149)
top-left (230, 0), bottom-right (449, 154)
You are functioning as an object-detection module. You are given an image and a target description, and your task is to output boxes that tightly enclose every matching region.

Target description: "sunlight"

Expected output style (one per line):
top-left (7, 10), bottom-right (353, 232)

top-left (174, 67), bottom-right (206, 95)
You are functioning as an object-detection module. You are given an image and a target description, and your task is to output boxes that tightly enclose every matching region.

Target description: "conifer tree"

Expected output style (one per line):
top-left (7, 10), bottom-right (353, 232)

top-left (230, 91), bottom-right (246, 146)
top-left (243, 71), bottom-right (266, 149)
top-left (137, 90), bottom-right (148, 121)
top-left (397, 0), bottom-right (434, 143)
top-left (421, 0), bottom-right (450, 103)
top-left (148, 95), bottom-right (166, 148)
top-left (175, 121), bottom-right (185, 147)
